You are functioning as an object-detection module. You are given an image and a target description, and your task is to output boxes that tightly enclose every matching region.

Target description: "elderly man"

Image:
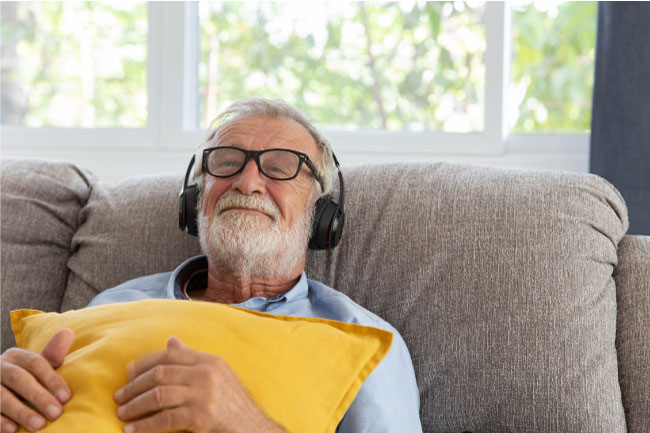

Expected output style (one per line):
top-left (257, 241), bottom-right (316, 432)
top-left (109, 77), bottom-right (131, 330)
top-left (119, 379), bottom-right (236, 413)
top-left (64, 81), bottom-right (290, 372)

top-left (0, 99), bottom-right (422, 433)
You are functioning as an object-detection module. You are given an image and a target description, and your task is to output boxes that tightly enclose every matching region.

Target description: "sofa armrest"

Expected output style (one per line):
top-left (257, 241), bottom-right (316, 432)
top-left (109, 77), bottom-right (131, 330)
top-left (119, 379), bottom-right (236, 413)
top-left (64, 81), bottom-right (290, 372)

top-left (615, 234), bottom-right (650, 433)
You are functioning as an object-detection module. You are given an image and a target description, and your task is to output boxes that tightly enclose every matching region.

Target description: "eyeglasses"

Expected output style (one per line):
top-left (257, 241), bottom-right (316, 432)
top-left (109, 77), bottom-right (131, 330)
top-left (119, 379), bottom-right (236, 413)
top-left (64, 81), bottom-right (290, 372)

top-left (202, 146), bottom-right (324, 190)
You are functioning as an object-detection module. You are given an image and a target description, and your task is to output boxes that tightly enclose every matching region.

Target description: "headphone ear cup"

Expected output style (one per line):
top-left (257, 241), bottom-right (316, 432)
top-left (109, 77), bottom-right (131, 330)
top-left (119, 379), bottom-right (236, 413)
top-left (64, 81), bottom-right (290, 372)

top-left (179, 154), bottom-right (200, 236)
top-left (179, 184), bottom-right (199, 236)
top-left (328, 205), bottom-right (345, 248)
top-left (308, 196), bottom-right (328, 250)
top-left (308, 196), bottom-right (343, 250)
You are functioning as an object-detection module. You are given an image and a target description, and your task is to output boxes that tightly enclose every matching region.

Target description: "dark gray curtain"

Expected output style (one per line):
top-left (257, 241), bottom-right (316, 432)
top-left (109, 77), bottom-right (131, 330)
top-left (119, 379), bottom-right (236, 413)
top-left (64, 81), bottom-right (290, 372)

top-left (590, 2), bottom-right (650, 235)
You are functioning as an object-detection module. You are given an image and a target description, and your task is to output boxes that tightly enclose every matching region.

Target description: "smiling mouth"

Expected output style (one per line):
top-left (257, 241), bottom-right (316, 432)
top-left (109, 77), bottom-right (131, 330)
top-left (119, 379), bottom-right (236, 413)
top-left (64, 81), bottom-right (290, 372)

top-left (221, 207), bottom-right (271, 217)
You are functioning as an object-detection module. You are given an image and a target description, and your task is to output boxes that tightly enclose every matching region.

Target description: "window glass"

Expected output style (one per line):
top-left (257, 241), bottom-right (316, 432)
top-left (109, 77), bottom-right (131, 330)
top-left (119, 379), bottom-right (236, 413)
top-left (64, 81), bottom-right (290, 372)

top-left (198, 1), bottom-right (486, 132)
top-left (510, 1), bottom-right (597, 133)
top-left (0, 1), bottom-right (147, 128)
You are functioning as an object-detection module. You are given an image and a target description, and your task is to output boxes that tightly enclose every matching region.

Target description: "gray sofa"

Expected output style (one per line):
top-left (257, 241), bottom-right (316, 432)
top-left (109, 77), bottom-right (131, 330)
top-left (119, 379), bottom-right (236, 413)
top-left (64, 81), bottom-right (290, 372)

top-left (1, 157), bottom-right (649, 433)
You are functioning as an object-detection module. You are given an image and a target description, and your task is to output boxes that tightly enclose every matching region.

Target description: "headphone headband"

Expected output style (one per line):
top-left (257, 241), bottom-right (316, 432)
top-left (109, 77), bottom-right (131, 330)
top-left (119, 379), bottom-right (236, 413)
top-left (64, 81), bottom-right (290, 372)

top-left (332, 153), bottom-right (344, 212)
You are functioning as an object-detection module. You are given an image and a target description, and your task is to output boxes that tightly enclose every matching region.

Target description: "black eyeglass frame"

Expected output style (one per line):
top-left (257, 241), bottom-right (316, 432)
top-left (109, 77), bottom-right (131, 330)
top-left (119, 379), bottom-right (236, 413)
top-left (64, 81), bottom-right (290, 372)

top-left (202, 146), bottom-right (325, 191)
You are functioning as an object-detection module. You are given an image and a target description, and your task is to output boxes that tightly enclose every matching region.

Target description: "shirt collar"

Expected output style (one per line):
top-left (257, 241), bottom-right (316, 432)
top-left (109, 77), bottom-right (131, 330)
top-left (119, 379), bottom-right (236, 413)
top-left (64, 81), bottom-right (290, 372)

top-left (167, 254), bottom-right (309, 308)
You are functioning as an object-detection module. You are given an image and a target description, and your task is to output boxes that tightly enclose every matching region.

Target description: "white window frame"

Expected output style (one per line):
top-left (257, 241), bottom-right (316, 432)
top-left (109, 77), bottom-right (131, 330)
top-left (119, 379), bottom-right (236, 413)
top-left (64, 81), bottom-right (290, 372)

top-left (1, 2), bottom-right (590, 179)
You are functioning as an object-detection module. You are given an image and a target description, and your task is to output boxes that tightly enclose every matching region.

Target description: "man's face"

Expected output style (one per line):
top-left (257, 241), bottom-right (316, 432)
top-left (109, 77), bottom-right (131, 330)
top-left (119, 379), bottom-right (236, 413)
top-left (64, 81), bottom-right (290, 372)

top-left (198, 114), bottom-right (320, 280)
top-left (200, 114), bottom-right (319, 229)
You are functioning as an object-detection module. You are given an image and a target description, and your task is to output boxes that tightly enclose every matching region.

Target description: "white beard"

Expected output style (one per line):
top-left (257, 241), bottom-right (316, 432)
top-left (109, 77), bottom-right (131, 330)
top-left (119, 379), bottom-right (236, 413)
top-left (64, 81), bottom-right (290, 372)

top-left (198, 191), bottom-right (314, 281)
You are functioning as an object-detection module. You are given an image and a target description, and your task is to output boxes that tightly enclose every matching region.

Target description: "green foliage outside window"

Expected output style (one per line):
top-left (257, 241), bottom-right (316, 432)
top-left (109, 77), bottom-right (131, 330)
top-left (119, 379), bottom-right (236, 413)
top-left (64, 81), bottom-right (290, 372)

top-left (0, 1), bottom-right (147, 127)
top-left (199, 1), bottom-right (486, 132)
top-left (511, 1), bottom-right (597, 133)
top-left (1, 1), bottom-right (597, 134)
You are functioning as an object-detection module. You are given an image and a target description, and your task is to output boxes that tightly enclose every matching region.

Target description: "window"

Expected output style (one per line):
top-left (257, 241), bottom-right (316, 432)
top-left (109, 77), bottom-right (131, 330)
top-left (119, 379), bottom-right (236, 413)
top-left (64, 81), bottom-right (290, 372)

top-left (510, 1), bottom-right (597, 133)
top-left (1, 2), bottom-right (147, 127)
top-left (198, 2), bottom-right (485, 133)
top-left (1, 1), bottom-right (597, 177)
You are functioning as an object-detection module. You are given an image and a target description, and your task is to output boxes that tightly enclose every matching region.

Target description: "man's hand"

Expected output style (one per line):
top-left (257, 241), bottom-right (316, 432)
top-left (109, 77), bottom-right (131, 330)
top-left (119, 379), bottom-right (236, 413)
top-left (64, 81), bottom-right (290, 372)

top-left (114, 337), bottom-right (286, 433)
top-left (1, 328), bottom-right (74, 433)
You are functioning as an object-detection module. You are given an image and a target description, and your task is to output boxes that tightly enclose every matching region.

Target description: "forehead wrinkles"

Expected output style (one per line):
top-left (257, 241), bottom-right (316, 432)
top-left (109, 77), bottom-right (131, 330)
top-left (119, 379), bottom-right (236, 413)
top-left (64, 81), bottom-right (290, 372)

top-left (206, 116), bottom-right (323, 179)
top-left (213, 117), bottom-right (312, 150)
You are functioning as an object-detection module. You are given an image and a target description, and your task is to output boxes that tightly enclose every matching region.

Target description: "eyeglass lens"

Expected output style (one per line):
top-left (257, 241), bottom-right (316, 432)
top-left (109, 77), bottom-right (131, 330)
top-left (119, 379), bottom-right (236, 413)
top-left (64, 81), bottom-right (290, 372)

top-left (206, 148), bottom-right (301, 180)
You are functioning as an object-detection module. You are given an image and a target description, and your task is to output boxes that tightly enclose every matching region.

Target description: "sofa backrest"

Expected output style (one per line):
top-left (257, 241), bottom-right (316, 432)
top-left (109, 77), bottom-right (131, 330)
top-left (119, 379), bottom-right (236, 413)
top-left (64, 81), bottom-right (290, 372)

top-left (1, 157), bottom-right (635, 432)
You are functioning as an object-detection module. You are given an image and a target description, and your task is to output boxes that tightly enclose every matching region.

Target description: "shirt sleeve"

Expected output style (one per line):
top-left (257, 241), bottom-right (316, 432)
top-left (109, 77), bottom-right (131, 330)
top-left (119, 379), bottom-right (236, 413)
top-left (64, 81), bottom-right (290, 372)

top-left (336, 329), bottom-right (423, 433)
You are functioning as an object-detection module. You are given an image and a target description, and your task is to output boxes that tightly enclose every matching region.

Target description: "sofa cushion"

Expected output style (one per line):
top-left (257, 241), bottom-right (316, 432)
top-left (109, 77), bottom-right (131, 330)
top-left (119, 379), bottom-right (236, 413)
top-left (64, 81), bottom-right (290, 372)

top-left (63, 174), bottom-right (202, 311)
top-left (11, 299), bottom-right (392, 433)
top-left (615, 235), bottom-right (650, 433)
top-left (0, 158), bottom-right (92, 351)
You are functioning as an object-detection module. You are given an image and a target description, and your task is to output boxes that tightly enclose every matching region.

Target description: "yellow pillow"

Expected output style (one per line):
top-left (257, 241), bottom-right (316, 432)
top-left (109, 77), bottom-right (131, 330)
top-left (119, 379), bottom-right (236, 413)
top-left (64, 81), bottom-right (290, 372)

top-left (11, 299), bottom-right (392, 433)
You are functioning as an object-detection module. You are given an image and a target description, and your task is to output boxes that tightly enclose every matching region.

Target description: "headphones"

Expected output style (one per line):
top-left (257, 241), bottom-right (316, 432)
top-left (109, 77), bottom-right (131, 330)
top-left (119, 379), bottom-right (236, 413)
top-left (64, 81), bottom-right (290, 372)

top-left (178, 150), bottom-right (345, 250)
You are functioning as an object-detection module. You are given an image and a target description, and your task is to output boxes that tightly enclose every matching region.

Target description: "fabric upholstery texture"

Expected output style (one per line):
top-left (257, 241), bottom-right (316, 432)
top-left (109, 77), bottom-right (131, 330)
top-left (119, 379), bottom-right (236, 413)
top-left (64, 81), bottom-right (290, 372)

top-left (1, 159), bottom-right (93, 349)
top-left (615, 235), bottom-right (650, 432)
top-left (64, 175), bottom-right (202, 312)
top-left (2, 157), bottom-right (648, 433)
top-left (307, 163), bottom-right (629, 432)
top-left (11, 299), bottom-right (392, 433)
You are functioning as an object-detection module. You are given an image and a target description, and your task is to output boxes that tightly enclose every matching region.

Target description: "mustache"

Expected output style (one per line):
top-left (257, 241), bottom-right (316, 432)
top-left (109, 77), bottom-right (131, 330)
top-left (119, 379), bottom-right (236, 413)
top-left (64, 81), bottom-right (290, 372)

top-left (214, 191), bottom-right (281, 221)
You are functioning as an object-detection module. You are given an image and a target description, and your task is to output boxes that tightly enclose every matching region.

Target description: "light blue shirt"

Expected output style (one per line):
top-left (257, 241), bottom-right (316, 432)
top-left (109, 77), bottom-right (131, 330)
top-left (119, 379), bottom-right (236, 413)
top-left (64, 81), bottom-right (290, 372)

top-left (89, 255), bottom-right (422, 433)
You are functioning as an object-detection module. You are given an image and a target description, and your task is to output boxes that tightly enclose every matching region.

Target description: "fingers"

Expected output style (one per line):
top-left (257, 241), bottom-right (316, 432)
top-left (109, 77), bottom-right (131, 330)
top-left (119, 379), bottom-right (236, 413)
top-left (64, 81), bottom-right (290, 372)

top-left (40, 329), bottom-right (75, 369)
top-left (165, 336), bottom-right (185, 351)
top-left (0, 330), bottom-right (73, 432)
top-left (116, 385), bottom-right (187, 422)
top-left (115, 365), bottom-right (193, 404)
top-left (1, 364), bottom-right (63, 421)
top-left (1, 414), bottom-right (18, 433)
top-left (1, 385), bottom-right (47, 432)
top-left (127, 342), bottom-right (196, 381)
top-left (115, 340), bottom-right (210, 433)
top-left (125, 350), bottom-right (165, 382)
top-left (121, 407), bottom-right (191, 433)
top-left (1, 349), bottom-right (71, 406)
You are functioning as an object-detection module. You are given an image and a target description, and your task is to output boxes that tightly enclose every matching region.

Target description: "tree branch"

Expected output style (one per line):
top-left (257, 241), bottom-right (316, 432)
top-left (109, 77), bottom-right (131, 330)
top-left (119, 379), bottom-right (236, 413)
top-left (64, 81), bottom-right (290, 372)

top-left (359, 3), bottom-right (387, 129)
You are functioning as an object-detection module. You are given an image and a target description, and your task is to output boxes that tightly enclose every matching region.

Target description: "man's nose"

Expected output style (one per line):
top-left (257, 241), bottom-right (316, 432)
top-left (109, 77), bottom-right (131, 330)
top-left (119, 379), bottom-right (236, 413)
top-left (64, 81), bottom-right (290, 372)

top-left (231, 158), bottom-right (266, 195)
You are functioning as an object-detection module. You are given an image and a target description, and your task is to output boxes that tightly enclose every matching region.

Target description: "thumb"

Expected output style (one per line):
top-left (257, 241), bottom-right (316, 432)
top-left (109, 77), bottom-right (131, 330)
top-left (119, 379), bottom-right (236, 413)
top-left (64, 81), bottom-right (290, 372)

top-left (41, 328), bottom-right (75, 368)
top-left (167, 336), bottom-right (186, 351)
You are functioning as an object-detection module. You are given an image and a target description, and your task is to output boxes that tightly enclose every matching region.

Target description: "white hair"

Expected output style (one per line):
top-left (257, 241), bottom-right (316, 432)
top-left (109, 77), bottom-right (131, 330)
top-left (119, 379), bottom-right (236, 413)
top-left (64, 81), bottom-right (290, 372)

top-left (194, 98), bottom-right (337, 199)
